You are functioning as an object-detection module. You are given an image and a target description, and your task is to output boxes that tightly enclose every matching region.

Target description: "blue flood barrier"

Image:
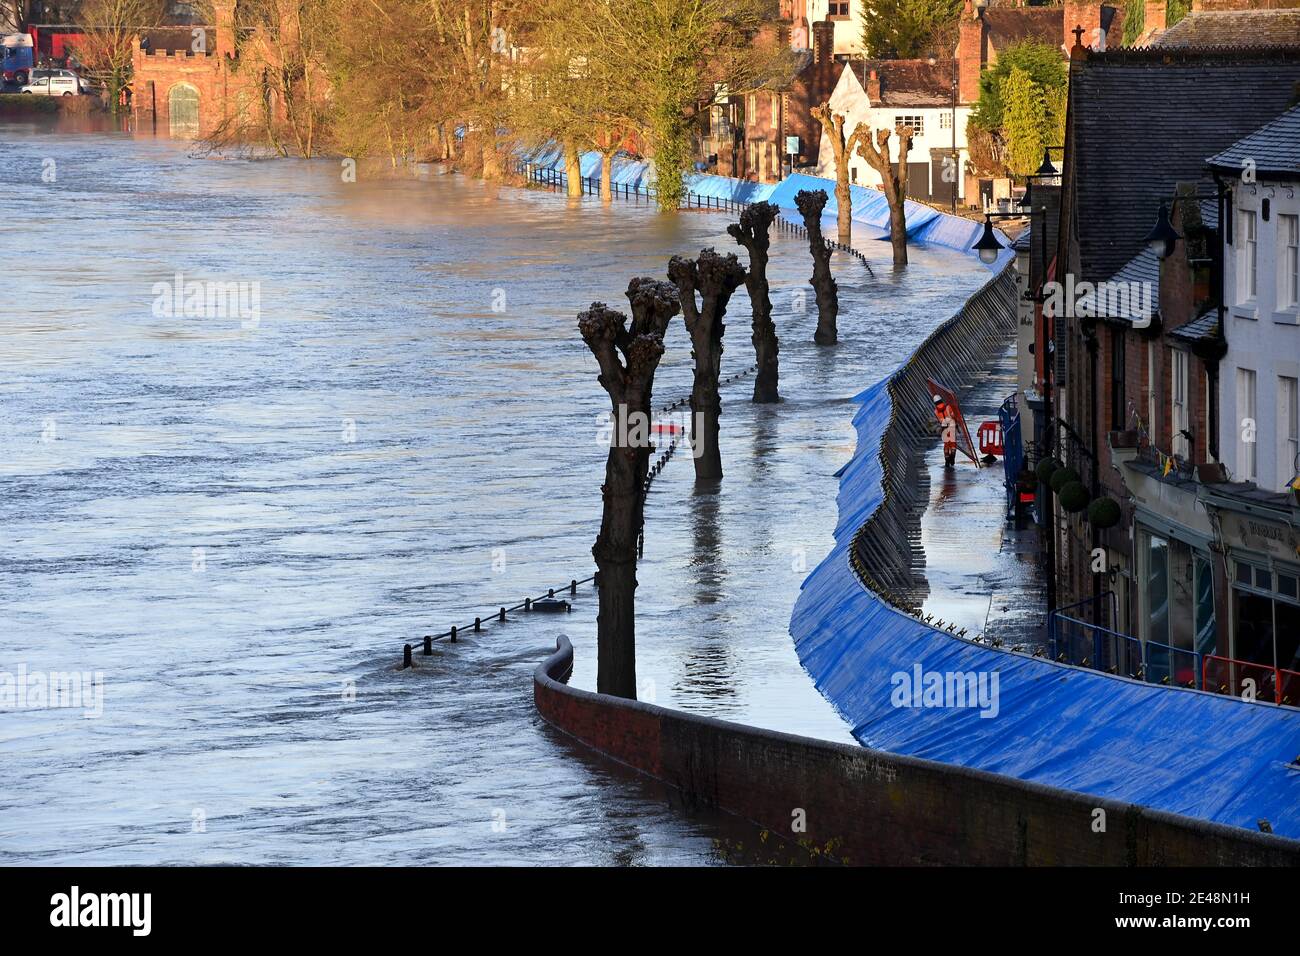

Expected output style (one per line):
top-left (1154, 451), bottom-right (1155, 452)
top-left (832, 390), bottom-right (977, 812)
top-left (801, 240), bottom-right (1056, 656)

top-left (789, 266), bottom-right (1300, 840)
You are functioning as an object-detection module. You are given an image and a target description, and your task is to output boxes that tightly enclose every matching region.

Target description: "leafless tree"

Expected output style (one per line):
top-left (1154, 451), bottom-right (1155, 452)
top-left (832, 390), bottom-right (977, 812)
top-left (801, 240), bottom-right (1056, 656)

top-left (727, 201), bottom-right (780, 403)
top-left (795, 189), bottom-right (838, 345)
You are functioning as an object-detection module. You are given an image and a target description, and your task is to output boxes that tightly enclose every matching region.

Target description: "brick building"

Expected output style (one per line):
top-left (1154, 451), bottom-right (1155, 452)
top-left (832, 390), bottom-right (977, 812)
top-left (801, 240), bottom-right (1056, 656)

top-left (1042, 39), bottom-right (1300, 691)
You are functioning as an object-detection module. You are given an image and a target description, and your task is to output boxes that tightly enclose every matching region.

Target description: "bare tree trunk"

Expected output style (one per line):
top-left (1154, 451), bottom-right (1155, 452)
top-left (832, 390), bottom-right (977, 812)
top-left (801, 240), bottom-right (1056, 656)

top-left (577, 280), bottom-right (680, 698)
top-left (812, 104), bottom-right (858, 245)
top-left (727, 202), bottom-right (780, 403)
top-left (669, 250), bottom-right (746, 479)
top-left (855, 124), bottom-right (915, 268)
top-left (563, 138), bottom-right (583, 198)
top-left (599, 148), bottom-right (615, 203)
top-left (796, 189), bottom-right (839, 346)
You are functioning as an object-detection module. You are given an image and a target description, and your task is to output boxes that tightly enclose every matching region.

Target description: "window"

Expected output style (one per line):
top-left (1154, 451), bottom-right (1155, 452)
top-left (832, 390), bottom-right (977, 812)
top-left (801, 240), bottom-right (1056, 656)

top-left (1239, 210), bottom-right (1258, 303)
top-left (1232, 560), bottom-right (1300, 682)
top-left (939, 112), bottom-right (952, 131)
top-left (1236, 367), bottom-right (1257, 481)
top-left (1193, 552), bottom-right (1216, 660)
top-left (1110, 327), bottom-right (1126, 432)
top-left (1171, 349), bottom-right (1189, 459)
top-left (827, 1), bottom-right (850, 16)
top-left (1145, 533), bottom-right (1170, 647)
top-left (1280, 214), bottom-right (1300, 310)
top-left (1280, 375), bottom-right (1299, 488)
top-left (895, 114), bottom-right (924, 135)
top-left (850, 165), bottom-right (857, 183)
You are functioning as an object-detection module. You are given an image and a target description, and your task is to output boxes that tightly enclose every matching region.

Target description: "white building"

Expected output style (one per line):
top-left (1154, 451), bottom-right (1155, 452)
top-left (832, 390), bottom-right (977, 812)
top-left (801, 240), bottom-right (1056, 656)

top-left (1212, 106), bottom-right (1300, 494)
top-left (788, 1), bottom-right (865, 56)
top-left (812, 59), bottom-right (970, 207)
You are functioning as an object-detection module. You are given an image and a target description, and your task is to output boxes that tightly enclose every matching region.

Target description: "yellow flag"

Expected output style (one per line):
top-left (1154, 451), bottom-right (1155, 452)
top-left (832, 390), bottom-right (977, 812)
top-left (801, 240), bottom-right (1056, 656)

top-left (1162, 455), bottom-right (1173, 477)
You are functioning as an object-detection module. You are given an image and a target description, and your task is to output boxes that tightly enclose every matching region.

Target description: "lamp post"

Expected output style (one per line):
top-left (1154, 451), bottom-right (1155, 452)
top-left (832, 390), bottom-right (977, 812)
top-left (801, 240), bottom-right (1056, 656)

top-left (972, 206), bottom-right (1057, 616)
top-left (929, 52), bottom-right (961, 214)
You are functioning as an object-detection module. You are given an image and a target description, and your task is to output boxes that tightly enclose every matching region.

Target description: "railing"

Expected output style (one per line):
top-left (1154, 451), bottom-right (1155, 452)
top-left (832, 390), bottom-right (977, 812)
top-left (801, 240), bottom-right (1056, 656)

top-left (1047, 612), bottom-right (1300, 704)
top-left (1203, 655), bottom-right (1300, 706)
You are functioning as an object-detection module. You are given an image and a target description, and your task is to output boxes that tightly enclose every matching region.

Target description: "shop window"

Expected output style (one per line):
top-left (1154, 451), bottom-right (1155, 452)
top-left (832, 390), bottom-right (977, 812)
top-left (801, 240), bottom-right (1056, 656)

top-left (1193, 552), bottom-right (1216, 660)
top-left (1232, 559), bottom-right (1300, 676)
top-left (1145, 533), bottom-right (1169, 646)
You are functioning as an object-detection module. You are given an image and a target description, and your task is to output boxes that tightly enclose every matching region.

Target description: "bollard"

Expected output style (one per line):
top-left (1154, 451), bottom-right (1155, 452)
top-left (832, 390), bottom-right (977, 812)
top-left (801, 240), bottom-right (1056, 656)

top-left (593, 571), bottom-right (601, 589)
top-left (570, 579), bottom-right (577, 595)
top-left (450, 625), bottom-right (457, 643)
top-left (403, 644), bottom-right (413, 669)
top-left (524, 597), bottom-right (532, 611)
top-left (498, 606), bottom-right (506, 622)
top-left (548, 588), bottom-right (555, 598)
top-left (423, 634), bottom-right (432, 655)
top-left (474, 617), bottom-right (481, 632)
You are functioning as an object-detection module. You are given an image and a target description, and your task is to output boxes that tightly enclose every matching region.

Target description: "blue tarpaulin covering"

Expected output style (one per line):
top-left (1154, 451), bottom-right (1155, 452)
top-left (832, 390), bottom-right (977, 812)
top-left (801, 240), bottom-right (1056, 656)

top-left (790, 374), bottom-right (1300, 838)
top-left (518, 152), bottom-right (1004, 258)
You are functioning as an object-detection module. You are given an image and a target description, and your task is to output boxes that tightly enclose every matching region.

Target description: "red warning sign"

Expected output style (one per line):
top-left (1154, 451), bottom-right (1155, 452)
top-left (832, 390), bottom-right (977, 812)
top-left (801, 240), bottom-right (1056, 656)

top-left (977, 420), bottom-right (1004, 457)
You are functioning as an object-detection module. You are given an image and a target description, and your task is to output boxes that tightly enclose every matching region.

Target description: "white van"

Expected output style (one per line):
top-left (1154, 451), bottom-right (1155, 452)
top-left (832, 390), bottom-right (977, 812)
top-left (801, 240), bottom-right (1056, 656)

top-left (20, 72), bottom-right (84, 96)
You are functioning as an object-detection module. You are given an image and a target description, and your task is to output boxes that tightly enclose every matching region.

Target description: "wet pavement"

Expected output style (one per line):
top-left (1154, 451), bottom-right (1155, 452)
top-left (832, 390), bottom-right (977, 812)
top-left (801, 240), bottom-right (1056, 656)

top-left (917, 346), bottom-right (1048, 648)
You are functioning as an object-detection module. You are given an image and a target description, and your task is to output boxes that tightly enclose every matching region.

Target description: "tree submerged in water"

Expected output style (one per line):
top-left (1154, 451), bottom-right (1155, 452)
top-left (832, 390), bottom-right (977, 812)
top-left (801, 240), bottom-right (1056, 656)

top-left (669, 249), bottom-right (746, 479)
top-left (795, 189), bottom-right (839, 345)
top-left (727, 202), bottom-right (781, 403)
top-left (577, 279), bottom-right (680, 698)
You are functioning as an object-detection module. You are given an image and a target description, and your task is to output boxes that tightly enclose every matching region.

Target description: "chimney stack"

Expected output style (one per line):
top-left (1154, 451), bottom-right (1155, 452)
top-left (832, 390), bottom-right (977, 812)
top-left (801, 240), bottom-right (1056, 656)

top-left (812, 20), bottom-right (835, 64)
top-left (866, 69), bottom-right (881, 102)
top-left (1144, 0), bottom-right (1167, 34)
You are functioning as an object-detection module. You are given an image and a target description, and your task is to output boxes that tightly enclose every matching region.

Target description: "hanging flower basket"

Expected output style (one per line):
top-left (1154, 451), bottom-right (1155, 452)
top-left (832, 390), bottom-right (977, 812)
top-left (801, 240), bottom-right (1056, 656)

top-left (1050, 465), bottom-right (1080, 494)
top-left (1087, 496), bottom-right (1121, 529)
top-left (1036, 457), bottom-right (1062, 484)
top-left (1059, 481), bottom-right (1091, 513)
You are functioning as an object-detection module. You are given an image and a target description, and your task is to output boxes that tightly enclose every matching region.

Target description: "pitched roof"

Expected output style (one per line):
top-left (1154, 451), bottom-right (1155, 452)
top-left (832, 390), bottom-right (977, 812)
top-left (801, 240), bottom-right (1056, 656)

top-left (1206, 105), bottom-right (1300, 179)
top-left (848, 58), bottom-right (956, 108)
top-left (1152, 9), bottom-right (1300, 49)
top-left (1065, 49), bottom-right (1300, 282)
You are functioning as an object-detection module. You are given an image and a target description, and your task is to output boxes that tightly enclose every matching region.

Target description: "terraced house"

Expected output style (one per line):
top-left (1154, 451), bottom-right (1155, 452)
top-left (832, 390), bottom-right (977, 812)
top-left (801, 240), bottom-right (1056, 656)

top-left (1042, 30), bottom-right (1300, 705)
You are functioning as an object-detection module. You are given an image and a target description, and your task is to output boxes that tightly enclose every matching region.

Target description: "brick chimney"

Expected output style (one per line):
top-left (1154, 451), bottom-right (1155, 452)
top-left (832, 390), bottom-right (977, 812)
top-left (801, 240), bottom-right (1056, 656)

top-left (866, 68), bottom-right (881, 102)
top-left (1063, 3), bottom-right (1098, 51)
top-left (957, 0), bottom-right (985, 104)
top-left (812, 20), bottom-right (835, 64)
top-left (1144, 0), bottom-right (1166, 33)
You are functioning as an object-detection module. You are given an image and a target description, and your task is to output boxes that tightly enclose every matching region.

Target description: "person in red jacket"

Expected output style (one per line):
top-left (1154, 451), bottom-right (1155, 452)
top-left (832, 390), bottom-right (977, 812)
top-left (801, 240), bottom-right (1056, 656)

top-left (933, 394), bottom-right (957, 468)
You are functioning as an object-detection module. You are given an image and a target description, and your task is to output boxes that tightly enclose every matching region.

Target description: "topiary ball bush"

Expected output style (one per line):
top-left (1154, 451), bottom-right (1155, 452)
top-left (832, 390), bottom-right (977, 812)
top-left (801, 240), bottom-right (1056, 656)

top-left (1050, 465), bottom-right (1080, 493)
top-left (1059, 480), bottom-right (1091, 513)
top-left (1088, 496), bottom-right (1121, 529)
top-left (1036, 457), bottom-right (1062, 484)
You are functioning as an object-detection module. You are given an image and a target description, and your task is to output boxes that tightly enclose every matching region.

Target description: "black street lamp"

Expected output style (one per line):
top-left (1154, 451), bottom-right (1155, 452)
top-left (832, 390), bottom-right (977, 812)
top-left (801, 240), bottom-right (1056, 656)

top-left (1143, 201), bottom-right (1182, 260)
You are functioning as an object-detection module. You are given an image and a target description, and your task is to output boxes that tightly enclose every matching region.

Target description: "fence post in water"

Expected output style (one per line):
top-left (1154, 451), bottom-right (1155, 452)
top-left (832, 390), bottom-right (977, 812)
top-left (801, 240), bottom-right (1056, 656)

top-left (474, 617), bottom-right (481, 632)
top-left (450, 625), bottom-right (457, 643)
top-left (403, 644), bottom-right (412, 669)
top-left (423, 635), bottom-right (432, 655)
top-left (525, 597), bottom-right (532, 611)
top-left (498, 606), bottom-right (506, 622)
top-left (570, 579), bottom-right (577, 595)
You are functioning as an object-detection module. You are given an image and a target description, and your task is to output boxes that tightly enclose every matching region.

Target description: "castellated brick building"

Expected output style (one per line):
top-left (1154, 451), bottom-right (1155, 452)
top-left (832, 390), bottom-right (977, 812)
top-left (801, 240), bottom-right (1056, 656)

top-left (130, 2), bottom-right (301, 141)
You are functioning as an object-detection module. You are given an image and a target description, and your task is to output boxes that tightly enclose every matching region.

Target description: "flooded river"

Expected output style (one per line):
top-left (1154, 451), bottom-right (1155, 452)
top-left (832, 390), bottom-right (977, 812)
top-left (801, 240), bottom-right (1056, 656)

top-left (0, 118), bottom-right (989, 864)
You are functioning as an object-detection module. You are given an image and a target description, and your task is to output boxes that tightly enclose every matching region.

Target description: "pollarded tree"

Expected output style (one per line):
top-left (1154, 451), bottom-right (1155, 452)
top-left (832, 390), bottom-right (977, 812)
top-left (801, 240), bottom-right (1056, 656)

top-left (854, 123), bottom-right (915, 267)
top-left (668, 249), bottom-right (746, 479)
top-left (795, 189), bottom-right (838, 345)
top-left (578, 279), bottom-right (681, 699)
top-left (727, 201), bottom-right (781, 403)
top-left (811, 103), bottom-right (867, 246)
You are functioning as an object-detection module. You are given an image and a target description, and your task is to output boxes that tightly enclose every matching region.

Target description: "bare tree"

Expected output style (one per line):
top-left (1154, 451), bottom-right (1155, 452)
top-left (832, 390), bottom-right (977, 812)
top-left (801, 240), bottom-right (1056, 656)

top-left (727, 201), bottom-right (780, 403)
top-left (578, 279), bottom-right (680, 698)
top-left (811, 103), bottom-right (866, 246)
top-left (795, 189), bottom-right (838, 345)
top-left (669, 249), bottom-right (746, 480)
top-left (76, 0), bottom-right (164, 112)
top-left (854, 123), bottom-right (915, 267)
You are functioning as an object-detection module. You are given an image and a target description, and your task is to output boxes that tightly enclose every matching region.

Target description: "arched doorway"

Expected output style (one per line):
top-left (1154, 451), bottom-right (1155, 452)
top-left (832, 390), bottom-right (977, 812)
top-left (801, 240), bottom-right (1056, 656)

top-left (168, 84), bottom-right (200, 138)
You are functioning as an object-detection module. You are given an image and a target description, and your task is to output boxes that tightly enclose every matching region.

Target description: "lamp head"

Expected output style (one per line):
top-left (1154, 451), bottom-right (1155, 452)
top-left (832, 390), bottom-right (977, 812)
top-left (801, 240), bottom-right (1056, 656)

top-left (972, 216), bottom-right (1003, 265)
top-left (1143, 201), bottom-right (1182, 260)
